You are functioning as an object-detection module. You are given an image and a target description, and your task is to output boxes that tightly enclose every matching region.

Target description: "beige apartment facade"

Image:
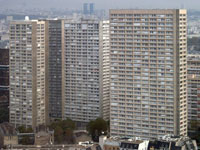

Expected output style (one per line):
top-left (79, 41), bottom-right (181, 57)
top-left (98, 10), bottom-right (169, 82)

top-left (187, 53), bottom-right (200, 133)
top-left (109, 9), bottom-right (187, 139)
top-left (100, 20), bottom-right (110, 121)
top-left (9, 20), bottom-right (49, 129)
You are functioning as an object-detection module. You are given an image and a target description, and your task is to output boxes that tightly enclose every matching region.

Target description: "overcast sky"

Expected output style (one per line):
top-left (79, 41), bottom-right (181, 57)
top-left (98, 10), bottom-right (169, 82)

top-left (0, 0), bottom-right (200, 10)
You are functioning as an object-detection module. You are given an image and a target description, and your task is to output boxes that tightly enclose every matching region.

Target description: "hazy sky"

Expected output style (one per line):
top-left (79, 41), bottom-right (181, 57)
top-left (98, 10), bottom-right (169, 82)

top-left (0, 0), bottom-right (200, 10)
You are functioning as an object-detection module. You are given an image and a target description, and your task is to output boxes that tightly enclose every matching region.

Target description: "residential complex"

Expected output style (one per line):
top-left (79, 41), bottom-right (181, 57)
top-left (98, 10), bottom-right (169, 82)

top-left (7, 9), bottom-right (192, 141)
top-left (62, 19), bottom-right (101, 127)
top-left (99, 20), bottom-right (110, 121)
top-left (109, 9), bottom-right (187, 139)
top-left (187, 53), bottom-right (200, 134)
top-left (9, 18), bottom-right (102, 128)
top-left (9, 20), bottom-right (49, 128)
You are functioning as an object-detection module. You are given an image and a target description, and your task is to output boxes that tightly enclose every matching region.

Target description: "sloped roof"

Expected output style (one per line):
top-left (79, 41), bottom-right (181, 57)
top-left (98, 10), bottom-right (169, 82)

top-left (0, 122), bottom-right (17, 136)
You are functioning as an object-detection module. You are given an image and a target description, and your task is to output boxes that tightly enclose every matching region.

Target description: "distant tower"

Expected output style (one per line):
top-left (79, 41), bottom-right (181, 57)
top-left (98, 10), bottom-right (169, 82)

top-left (89, 3), bottom-right (94, 15)
top-left (83, 3), bottom-right (88, 15)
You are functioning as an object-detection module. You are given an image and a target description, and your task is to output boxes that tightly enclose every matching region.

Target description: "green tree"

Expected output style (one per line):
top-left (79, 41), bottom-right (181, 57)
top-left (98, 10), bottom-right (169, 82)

top-left (20, 136), bottom-right (33, 145)
top-left (189, 120), bottom-right (200, 146)
top-left (54, 126), bottom-right (63, 144)
top-left (62, 118), bottom-right (76, 130)
top-left (192, 127), bottom-right (200, 146)
top-left (49, 118), bottom-right (76, 144)
top-left (87, 118), bottom-right (108, 142)
top-left (17, 126), bottom-right (33, 133)
top-left (64, 128), bottom-right (75, 144)
top-left (26, 127), bottom-right (33, 133)
top-left (18, 126), bottom-right (27, 133)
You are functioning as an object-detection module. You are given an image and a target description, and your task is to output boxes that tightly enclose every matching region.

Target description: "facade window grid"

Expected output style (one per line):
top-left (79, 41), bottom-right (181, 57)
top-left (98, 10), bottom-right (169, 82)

top-left (109, 9), bottom-right (187, 138)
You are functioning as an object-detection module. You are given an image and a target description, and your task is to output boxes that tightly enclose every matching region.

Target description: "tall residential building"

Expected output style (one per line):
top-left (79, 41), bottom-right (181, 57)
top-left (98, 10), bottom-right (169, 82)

top-left (47, 20), bottom-right (62, 120)
top-left (9, 20), bottom-right (49, 128)
top-left (83, 3), bottom-right (95, 15)
top-left (62, 19), bottom-right (101, 127)
top-left (109, 9), bottom-right (187, 139)
top-left (0, 48), bottom-right (9, 123)
top-left (100, 20), bottom-right (110, 121)
top-left (83, 3), bottom-right (89, 15)
top-left (187, 53), bottom-right (200, 134)
top-left (89, 3), bottom-right (95, 15)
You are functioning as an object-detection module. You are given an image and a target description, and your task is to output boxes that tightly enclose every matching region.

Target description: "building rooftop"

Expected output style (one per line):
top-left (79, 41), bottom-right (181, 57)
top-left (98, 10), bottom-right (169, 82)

top-left (100, 135), bottom-right (197, 150)
top-left (0, 122), bottom-right (17, 136)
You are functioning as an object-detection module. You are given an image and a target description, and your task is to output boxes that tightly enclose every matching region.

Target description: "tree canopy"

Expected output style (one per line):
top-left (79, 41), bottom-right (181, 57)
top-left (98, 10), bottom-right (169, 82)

top-left (17, 126), bottom-right (33, 133)
top-left (17, 126), bottom-right (34, 145)
top-left (87, 118), bottom-right (108, 142)
top-left (49, 118), bottom-right (76, 144)
top-left (189, 120), bottom-right (200, 146)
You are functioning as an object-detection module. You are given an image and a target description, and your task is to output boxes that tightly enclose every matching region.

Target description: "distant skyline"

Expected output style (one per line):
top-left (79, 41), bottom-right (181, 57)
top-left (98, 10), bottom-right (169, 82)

top-left (0, 0), bottom-right (200, 10)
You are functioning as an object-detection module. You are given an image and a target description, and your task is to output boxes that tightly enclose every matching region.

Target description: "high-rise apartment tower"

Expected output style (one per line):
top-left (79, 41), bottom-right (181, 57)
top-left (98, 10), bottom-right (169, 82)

top-left (109, 9), bottom-right (187, 139)
top-left (100, 20), bottom-right (110, 121)
top-left (187, 53), bottom-right (200, 135)
top-left (62, 19), bottom-right (101, 127)
top-left (0, 48), bottom-right (9, 123)
top-left (47, 20), bottom-right (63, 120)
top-left (9, 20), bottom-right (49, 128)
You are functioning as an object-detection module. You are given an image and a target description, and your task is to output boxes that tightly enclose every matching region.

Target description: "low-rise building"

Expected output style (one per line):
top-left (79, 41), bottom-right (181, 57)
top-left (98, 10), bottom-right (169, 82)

top-left (74, 130), bottom-right (91, 144)
top-left (99, 135), bottom-right (197, 150)
top-left (34, 130), bottom-right (54, 145)
top-left (0, 122), bottom-right (18, 148)
top-left (120, 141), bottom-right (140, 150)
top-left (12, 143), bottom-right (101, 150)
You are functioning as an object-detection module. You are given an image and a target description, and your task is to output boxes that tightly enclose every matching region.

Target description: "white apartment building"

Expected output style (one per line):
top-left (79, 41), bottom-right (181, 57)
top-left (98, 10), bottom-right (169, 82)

top-left (62, 19), bottom-right (101, 127)
top-left (109, 9), bottom-right (187, 139)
